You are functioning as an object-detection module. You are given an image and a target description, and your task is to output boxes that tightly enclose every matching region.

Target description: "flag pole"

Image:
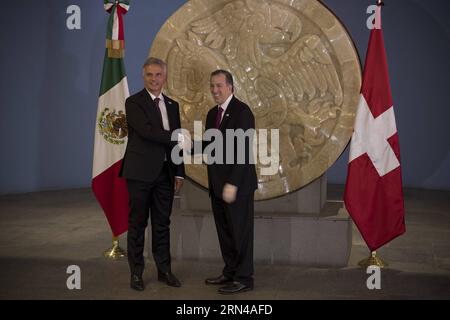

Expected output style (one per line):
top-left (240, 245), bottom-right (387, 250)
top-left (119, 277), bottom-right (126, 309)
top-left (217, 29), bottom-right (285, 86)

top-left (344, 0), bottom-right (406, 268)
top-left (93, 0), bottom-right (131, 260)
top-left (103, 235), bottom-right (127, 260)
top-left (357, 1), bottom-right (390, 269)
top-left (365, 0), bottom-right (384, 269)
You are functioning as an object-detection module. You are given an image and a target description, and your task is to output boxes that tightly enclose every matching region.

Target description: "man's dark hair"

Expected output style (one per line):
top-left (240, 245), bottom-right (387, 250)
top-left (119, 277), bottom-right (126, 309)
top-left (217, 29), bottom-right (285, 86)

top-left (211, 69), bottom-right (234, 92)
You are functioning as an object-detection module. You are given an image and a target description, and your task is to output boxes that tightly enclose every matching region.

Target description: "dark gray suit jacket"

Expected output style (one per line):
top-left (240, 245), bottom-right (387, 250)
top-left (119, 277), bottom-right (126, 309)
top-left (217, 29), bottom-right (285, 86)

top-left (204, 96), bottom-right (257, 198)
top-left (119, 89), bottom-right (185, 183)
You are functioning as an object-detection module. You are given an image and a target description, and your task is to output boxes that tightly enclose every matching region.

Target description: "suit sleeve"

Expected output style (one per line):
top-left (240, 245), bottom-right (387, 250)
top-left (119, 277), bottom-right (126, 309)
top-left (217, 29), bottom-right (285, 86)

top-left (125, 98), bottom-right (171, 145)
top-left (228, 106), bottom-right (255, 187)
top-left (174, 103), bottom-right (186, 178)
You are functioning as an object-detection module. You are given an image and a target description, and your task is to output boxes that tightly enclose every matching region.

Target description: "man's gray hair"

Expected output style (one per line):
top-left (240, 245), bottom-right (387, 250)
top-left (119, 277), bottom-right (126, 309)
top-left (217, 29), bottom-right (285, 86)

top-left (142, 57), bottom-right (167, 72)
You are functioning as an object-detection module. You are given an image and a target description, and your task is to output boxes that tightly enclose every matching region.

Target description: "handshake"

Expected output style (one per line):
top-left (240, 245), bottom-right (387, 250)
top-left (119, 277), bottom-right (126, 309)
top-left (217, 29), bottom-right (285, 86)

top-left (174, 130), bottom-right (237, 203)
top-left (176, 132), bottom-right (193, 152)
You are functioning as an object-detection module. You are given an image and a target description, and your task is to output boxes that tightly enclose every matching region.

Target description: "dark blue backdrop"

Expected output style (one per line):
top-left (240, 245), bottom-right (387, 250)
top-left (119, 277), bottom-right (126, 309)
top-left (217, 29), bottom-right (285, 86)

top-left (1, 0), bottom-right (449, 194)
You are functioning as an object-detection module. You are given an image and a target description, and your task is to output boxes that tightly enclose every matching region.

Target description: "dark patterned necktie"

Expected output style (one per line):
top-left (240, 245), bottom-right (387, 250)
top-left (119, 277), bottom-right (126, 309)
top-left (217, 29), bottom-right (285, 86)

top-left (153, 97), bottom-right (163, 127)
top-left (215, 106), bottom-right (224, 129)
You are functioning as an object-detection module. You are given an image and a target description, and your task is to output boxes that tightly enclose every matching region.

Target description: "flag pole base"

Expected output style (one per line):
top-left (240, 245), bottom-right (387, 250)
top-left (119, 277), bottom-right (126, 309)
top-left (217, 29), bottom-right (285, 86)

top-left (358, 251), bottom-right (387, 268)
top-left (103, 236), bottom-right (127, 260)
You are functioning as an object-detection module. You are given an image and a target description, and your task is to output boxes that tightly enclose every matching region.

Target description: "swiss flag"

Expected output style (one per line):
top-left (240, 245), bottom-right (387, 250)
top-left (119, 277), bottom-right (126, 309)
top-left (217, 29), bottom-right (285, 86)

top-left (344, 6), bottom-right (405, 251)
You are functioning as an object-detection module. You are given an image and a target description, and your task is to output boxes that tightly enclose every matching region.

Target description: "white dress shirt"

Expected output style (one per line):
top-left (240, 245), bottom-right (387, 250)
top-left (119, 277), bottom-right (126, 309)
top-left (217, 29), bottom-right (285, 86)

top-left (146, 90), bottom-right (184, 180)
top-left (147, 90), bottom-right (170, 131)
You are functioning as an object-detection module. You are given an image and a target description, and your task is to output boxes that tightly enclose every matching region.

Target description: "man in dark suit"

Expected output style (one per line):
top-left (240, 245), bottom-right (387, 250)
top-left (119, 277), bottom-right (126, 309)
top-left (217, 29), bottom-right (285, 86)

top-left (203, 70), bottom-right (258, 294)
top-left (119, 57), bottom-right (184, 291)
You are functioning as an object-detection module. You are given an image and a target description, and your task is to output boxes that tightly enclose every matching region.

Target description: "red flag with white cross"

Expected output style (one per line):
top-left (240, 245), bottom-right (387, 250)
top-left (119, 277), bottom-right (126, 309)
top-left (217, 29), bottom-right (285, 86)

top-left (344, 5), bottom-right (405, 251)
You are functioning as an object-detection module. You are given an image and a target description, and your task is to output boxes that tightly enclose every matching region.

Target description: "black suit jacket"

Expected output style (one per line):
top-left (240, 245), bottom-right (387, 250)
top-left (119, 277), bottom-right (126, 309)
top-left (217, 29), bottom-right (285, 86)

top-left (119, 89), bottom-right (185, 183)
top-left (204, 96), bottom-right (257, 198)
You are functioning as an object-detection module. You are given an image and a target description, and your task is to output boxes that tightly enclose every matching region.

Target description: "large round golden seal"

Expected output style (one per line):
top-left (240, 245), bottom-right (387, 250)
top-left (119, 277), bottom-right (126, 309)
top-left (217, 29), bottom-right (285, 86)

top-left (150, 0), bottom-right (361, 200)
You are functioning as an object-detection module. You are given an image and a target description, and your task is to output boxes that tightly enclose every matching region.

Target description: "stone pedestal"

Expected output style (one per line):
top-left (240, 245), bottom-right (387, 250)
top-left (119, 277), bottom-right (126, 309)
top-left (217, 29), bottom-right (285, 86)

top-left (148, 178), bottom-right (352, 267)
top-left (254, 174), bottom-right (327, 214)
top-left (181, 174), bottom-right (327, 214)
top-left (163, 206), bottom-right (351, 266)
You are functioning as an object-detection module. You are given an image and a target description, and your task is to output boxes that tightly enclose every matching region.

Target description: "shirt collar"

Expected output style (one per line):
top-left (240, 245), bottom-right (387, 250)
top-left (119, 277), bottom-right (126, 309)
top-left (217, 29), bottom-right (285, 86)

top-left (146, 89), bottom-right (163, 101)
top-left (219, 94), bottom-right (233, 113)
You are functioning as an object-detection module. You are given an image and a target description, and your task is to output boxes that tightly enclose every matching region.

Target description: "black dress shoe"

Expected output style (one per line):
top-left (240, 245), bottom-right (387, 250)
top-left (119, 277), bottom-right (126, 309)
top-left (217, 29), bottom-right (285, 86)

top-left (130, 274), bottom-right (144, 291)
top-left (158, 271), bottom-right (181, 287)
top-left (218, 282), bottom-right (253, 295)
top-left (205, 274), bottom-right (233, 285)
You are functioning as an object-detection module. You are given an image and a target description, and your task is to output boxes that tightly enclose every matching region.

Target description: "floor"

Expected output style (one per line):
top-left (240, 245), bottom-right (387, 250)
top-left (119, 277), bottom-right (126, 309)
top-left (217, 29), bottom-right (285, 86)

top-left (0, 184), bottom-right (449, 300)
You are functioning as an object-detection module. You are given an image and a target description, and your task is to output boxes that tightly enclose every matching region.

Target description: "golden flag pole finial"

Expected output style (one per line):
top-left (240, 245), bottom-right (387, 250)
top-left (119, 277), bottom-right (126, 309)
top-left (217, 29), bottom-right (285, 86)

top-left (358, 251), bottom-right (388, 268)
top-left (103, 236), bottom-right (127, 260)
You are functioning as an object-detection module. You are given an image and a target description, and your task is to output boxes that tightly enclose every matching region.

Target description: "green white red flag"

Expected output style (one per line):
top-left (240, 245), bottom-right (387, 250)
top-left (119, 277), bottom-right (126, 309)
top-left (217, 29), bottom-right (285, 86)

top-left (92, 0), bottom-right (130, 237)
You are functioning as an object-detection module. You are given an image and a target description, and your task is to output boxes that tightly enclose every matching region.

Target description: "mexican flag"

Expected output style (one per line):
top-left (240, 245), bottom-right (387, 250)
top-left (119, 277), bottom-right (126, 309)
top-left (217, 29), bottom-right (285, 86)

top-left (92, 0), bottom-right (130, 237)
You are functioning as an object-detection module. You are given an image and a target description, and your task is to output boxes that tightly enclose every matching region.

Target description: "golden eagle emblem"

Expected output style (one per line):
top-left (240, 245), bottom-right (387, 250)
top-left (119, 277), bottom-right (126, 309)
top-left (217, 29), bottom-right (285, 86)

top-left (150, 0), bottom-right (361, 200)
top-left (98, 108), bottom-right (128, 144)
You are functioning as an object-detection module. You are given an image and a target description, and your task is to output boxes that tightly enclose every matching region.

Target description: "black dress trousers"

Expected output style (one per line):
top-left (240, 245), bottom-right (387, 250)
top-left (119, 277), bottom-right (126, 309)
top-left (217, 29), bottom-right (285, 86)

top-left (126, 163), bottom-right (174, 277)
